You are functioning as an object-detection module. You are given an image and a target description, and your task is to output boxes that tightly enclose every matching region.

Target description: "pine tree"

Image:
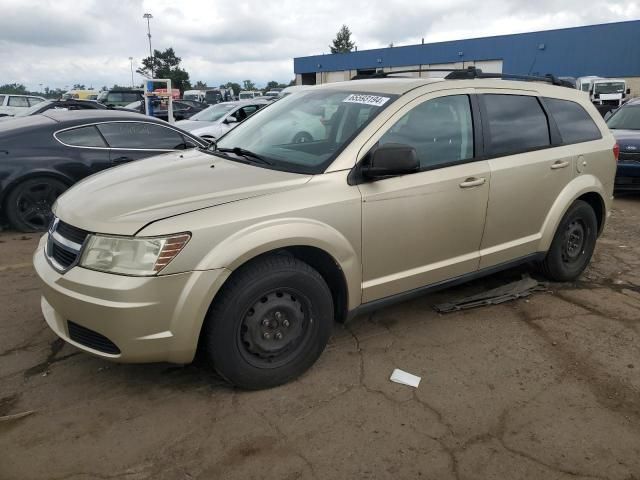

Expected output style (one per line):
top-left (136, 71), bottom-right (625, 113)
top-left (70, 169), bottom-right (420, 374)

top-left (330, 25), bottom-right (356, 54)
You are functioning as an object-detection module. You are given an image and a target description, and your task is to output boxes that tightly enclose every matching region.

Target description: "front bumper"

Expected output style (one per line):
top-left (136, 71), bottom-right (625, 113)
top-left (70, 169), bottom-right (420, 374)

top-left (34, 237), bottom-right (230, 364)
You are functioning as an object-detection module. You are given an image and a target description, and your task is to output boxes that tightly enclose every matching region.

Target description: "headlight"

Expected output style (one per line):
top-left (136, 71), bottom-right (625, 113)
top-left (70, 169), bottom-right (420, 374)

top-left (79, 233), bottom-right (190, 276)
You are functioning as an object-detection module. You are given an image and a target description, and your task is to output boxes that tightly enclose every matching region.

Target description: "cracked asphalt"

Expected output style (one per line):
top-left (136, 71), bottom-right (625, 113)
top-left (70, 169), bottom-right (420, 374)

top-left (1, 196), bottom-right (640, 480)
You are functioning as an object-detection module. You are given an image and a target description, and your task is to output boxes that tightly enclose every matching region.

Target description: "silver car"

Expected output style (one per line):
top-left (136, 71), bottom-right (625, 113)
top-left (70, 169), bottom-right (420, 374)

top-left (176, 100), bottom-right (269, 140)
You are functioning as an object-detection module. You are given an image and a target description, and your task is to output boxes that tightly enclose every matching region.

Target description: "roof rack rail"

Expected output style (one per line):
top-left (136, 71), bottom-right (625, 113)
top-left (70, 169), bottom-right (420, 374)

top-left (351, 66), bottom-right (575, 89)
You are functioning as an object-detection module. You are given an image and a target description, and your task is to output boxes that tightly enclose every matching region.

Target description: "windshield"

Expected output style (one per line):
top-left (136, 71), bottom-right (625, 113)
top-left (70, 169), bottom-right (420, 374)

top-left (14, 100), bottom-right (52, 117)
top-left (607, 105), bottom-right (640, 130)
top-left (216, 89), bottom-right (398, 174)
top-left (594, 82), bottom-right (625, 94)
top-left (190, 103), bottom-right (236, 122)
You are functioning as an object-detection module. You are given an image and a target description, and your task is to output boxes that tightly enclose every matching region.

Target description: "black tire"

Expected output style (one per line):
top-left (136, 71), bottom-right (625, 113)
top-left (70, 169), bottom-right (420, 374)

top-left (203, 254), bottom-right (334, 390)
top-left (540, 200), bottom-right (598, 282)
top-left (292, 131), bottom-right (313, 144)
top-left (5, 178), bottom-right (68, 232)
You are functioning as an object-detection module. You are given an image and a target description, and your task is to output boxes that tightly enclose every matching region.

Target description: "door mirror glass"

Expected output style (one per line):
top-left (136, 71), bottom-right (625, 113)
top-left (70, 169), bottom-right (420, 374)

top-left (225, 116), bottom-right (238, 124)
top-left (363, 143), bottom-right (419, 179)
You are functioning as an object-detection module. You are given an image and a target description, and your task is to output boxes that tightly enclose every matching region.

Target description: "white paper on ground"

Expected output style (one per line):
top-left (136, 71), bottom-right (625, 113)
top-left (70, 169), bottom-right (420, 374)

top-left (390, 368), bottom-right (421, 388)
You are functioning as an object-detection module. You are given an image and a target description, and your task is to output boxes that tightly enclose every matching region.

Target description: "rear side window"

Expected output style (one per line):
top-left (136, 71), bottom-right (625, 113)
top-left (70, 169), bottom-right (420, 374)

top-left (97, 122), bottom-right (186, 149)
top-left (544, 98), bottom-right (601, 144)
top-left (56, 126), bottom-right (107, 147)
top-left (483, 94), bottom-right (550, 156)
top-left (8, 96), bottom-right (29, 107)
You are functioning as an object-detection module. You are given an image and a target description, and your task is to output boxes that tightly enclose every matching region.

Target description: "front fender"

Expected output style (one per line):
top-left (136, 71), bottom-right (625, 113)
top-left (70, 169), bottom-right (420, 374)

top-left (538, 174), bottom-right (608, 252)
top-left (196, 217), bottom-right (362, 310)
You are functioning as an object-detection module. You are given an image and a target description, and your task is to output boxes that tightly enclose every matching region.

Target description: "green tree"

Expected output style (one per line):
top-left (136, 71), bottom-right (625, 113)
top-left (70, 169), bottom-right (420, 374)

top-left (266, 80), bottom-right (280, 90)
top-left (193, 80), bottom-right (207, 89)
top-left (242, 79), bottom-right (256, 91)
top-left (330, 25), bottom-right (356, 54)
top-left (72, 83), bottom-right (86, 89)
top-left (136, 47), bottom-right (191, 93)
top-left (224, 82), bottom-right (241, 97)
top-left (0, 83), bottom-right (28, 94)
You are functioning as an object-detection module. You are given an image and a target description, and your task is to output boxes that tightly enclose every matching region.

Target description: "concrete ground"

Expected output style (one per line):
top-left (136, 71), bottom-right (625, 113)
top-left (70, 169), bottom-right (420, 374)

top-left (1, 197), bottom-right (640, 480)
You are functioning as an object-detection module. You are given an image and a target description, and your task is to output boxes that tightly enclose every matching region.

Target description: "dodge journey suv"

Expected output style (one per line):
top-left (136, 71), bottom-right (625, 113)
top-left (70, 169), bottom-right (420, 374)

top-left (34, 74), bottom-right (617, 389)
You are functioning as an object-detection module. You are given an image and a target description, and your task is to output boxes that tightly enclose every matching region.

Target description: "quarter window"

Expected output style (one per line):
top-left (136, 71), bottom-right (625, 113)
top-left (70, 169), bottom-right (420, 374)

top-left (483, 94), bottom-right (550, 156)
top-left (97, 122), bottom-right (186, 149)
top-left (544, 98), bottom-right (601, 144)
top-left (56, 126), bottom-right (107, 148)
top-left (378, 95), bottom-right (474, 170)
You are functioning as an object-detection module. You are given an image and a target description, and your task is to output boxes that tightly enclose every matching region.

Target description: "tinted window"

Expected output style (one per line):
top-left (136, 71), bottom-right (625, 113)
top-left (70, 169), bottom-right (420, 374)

top-left (483, 94), bottom-right (550, 156)
top-left (106, 93), bottom-right (123, 103)
top-left (97, 122), bottom-right (186, 149)
top-left (378, 95), bottom-right (474, 169)
top-left (545, 98), bottom-right (601, 144)
top-left (122, 92), bottom-right (141, 102)
top-left (56, 126), bottom-right (107, 147)
top-left (8, 96), bottom-right (29, 107)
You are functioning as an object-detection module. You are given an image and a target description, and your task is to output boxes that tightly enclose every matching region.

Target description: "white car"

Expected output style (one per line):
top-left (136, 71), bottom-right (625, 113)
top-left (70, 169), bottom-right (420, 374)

top-left (176, 101), bottom-right (268, 140)
top-left (0, 94), bottom-right (46, 117)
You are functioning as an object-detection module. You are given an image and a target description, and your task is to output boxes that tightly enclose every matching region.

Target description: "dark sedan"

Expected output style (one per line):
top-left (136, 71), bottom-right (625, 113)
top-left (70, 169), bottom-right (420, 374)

top-left (606, 98), bottom-right (640, 192)
top-left (0, 110), bottom-right (207, 231)
top-left (0, 99), bottom-right (111, 120)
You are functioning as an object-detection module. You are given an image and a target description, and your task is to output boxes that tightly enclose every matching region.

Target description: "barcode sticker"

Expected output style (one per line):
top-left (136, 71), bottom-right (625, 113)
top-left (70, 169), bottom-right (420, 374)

top-left (342, 94), bottom-right (390, 107)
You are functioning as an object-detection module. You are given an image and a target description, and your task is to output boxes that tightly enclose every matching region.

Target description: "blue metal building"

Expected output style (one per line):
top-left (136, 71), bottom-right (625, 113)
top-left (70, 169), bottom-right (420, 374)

top-left (293, 20), bottom-right (640, 85)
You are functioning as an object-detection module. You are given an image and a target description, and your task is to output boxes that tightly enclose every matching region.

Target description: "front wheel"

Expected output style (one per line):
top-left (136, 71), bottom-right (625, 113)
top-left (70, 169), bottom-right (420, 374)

top-left (203, 254), bottom-right (334, 390)
top-left (5, 178), bottom-right (68, 232)
top-left (540, 200), bottom-right (598, 282)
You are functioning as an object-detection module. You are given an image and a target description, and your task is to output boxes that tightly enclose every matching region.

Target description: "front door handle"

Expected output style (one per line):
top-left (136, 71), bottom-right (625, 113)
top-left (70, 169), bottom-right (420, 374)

top-left (459, 177), bottom-right (486, 188)
top-left (112, 156), bottom-right (132, 164)
top-left (551, 160), bottom-right (569, 170)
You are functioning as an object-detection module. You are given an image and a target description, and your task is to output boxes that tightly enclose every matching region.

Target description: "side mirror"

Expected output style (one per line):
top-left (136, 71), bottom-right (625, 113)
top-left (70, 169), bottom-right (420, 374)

top-left (362, 143), bottom-right (419, 179)
top-left (627, 88), bottom-right (631, 95)
top-left (225, 116), bottom-right (238, 124)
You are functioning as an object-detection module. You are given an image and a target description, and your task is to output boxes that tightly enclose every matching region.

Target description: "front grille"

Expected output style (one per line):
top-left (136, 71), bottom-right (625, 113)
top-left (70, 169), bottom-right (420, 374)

top-left (67, 321), bottom-right (121, 355)
top-left (56, 221), bottom-right (89, 245)
top-left (46, 217), bottom-right (91, 273)
top-left (51, 243), bottom-right (76, 268)
top-left (619, 151), bottom-right (640, 162)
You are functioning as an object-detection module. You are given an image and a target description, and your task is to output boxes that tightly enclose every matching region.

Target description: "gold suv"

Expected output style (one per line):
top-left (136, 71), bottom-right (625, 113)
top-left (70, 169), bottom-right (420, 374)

top-left (34, 74), bottom-right (617, 389)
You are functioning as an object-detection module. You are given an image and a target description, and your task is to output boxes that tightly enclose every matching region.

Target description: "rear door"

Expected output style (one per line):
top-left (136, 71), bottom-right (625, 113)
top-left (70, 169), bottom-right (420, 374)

top-left (53, 125), bottom-right (112, 175)
top-left (477, 91), bottom-right (575, 268)
top-left (96, 121), bottom-right (189, 165)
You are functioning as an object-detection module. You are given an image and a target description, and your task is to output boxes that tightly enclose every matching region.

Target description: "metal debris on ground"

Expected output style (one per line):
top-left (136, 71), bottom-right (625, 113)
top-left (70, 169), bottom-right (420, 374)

top-left (390, 369), bottom-right (421, 388)
top-left (0, 411), bottom-right (35, 422)
top-left (433, 275), bottom-right (547, 313)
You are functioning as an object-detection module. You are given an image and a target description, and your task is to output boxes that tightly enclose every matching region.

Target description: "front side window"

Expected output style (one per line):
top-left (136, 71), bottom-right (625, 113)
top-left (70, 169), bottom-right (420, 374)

top-left (28, 97), bottom-right (44, 106)
top-left (106, 93), bottom-right (123, 103)
top-left (122, 92), bottom-right (141, 103)
top-left (483, 94), bottom-right (550, 156)
top-left (97, 122), bottom-right (186, 150)
top-left (607, 105), bottom-right (640, 130)
top-left (544, 98), bottom-right (601, 144)
top-left (191, 103), bottom-right (237, 122)
top-left (8, 96), bottom-right (29, 107)
top-left (217, 90), bottom-right (398, 174)
top-left (378, 95), bottom-right (474, 170)
top-left (56, 126), bottom-right (107, 148)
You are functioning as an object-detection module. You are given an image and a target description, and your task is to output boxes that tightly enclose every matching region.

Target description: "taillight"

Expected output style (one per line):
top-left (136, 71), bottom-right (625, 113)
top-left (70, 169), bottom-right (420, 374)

top-left (613, 143), bottom-right (620, 161)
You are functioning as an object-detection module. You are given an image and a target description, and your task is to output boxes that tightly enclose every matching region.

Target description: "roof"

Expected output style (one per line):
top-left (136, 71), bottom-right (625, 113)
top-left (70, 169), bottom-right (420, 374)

top-left (311, 77), bottom-right (443, 94)
top-left (41, 109), bottom-right (151, 123)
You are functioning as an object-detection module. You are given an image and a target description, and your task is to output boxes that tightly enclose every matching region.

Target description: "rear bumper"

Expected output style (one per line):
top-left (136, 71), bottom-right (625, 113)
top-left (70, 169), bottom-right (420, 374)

top-left (34, 238), bottom-right (230, 364)
top-left (615, 162), bottom-right (640, 191)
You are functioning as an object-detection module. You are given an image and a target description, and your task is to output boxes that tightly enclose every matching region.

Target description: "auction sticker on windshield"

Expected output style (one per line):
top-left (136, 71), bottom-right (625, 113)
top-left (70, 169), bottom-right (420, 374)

top-left (342, 94), bottom-right (390, 107)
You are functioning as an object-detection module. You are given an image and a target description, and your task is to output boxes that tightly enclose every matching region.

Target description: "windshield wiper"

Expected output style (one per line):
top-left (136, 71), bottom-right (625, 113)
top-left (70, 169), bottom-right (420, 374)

top-left (217, 147), bottom-right (274, 165)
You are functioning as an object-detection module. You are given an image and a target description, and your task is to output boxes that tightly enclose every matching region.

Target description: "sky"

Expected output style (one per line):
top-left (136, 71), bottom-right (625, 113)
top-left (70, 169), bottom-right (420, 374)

top-left (1, 0), bottom-right (639, 91)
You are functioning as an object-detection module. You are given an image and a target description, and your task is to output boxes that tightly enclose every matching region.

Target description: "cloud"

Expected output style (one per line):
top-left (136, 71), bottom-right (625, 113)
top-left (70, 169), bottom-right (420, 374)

top-left (0, 0), bottom-right (638, 91)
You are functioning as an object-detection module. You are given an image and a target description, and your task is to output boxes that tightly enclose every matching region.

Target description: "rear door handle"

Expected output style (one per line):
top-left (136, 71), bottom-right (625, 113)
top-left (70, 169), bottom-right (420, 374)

top-left (459, 177), bottom-right (486, 188)
top-left (551, 160), bottom-right (569, 170)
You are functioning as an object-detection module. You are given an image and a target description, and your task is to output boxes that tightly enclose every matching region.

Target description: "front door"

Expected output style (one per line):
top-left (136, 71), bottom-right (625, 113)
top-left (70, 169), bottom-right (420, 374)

top-left (358, 93), bottom-right (490, 303)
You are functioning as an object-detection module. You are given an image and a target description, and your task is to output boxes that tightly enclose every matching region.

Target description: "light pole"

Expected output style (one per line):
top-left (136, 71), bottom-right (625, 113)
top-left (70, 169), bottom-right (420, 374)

top-left (143, 13), bottom-right (154, 77)
top-left (128, 57), bottom-right (134, 87)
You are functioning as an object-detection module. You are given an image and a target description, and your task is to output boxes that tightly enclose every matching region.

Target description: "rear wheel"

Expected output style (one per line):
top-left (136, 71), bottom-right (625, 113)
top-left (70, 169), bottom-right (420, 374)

top-left (5, 178), bottom-right (67, 232)
top-left (203, 254), bottom-right (333, 390)
top-left (540, 200), bottom-right (597, 282)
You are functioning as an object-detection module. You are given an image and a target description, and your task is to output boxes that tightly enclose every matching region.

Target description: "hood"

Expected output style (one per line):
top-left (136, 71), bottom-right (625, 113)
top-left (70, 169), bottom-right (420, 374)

top-left (54, 148), bottom-right (312, 235)
top-left (191, 124), bottom-right (228, 138)
top-left (174, 119), bottom-right (212, 132)
top-left (611, 129), bottom-right (640, 146)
